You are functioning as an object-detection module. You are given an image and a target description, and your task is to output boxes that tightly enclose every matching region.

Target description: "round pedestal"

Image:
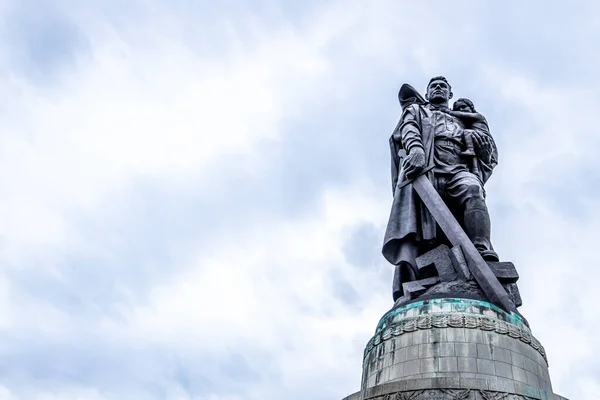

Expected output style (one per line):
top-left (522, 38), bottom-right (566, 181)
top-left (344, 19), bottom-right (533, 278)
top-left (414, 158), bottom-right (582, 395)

top-left (342, 298), bottom-right (568, 400)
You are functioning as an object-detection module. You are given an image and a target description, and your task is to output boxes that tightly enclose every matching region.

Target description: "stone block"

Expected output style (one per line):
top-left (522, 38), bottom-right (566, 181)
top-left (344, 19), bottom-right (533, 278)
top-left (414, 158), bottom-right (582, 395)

top-left (464, 328), bottom-right (483, 344)
top-left (526, 370), bottom-right (540, 388)
top-left (513, 340), bottom-right (529, 357)
top-left (497, 335), bottom-right (515, 351)
top-left (511, 351), bottom-right (526, 369)
top-left (534, 349), bottom-right (548, 367)
top-left (486, 331), bottom-right (502, 347)
top-left (405, 378), bottom-right (434, 390)
top-left (374, 367), bottom-right (389, 385)
top-left (492, 346), bottom-right (512, 364)
top-left (394, 347), bottom-right (406, 363)
top-left (477, 344), bottom-right (493, 360)
top-left (439, 342), bottom-right (455, 357)
top-left (419, 343), bottom-right (435, 359)
top-left (366, 373), bottom-right (377, 388)
top-left (428, 328), bottom-right (447, 343)
top-left (455, 343), bottom-right (477, 358)
top-left (457, 357), bottom-right (478, 373)
top-left (431, 377), bottom-right (462, 388)
top-left (543, 365), bottom-right (552, 382)
top-left (505, 282), bottom-right (523, 307)
top-left (406, 345), bottom-right (419, 361)
top-left (385, 379), bottom-right (408, 393)
top-left (389, 362), bottom-right (404, 380)
top-left (494, 361), bottom-right (513, 379)
top-left (376, 344), bottom-right (385, 360)
top-left (439, 357), bottom-right (459, 372)
top-left (487, 376), bottom-right (517, 393)
top-left (459, 377), bottom-right (488, 390)
top-left (523, 356), bottom-right (537, 373)
top-left (513, 382), bottom-right (541, 398)
top-left (486, 261), bottom-right (519, 283)
top-left (415, 244), bottom-right (458, 282)
top-left (512, 365), bottom-right (528, 383)
top-left (397, 332), bottom-right (412, 347)
top-left (430, 373), bottom-right (455, 380)
top-left (450, 245), bottom-right (471, 280)
top-left (537, 370), bottom-right (550, 382)
top-left (412, 329), bottom-right (428, 345)
top-left (402, 277), bottom-right (441, 299)
top-left (477, 358), bottom-right (495, 375)
top-left (383, 352), bottom-right (394, 368)
top-left (540, 376), bottom-right (553, 391)
top-left (447, 328), bottom-right (466, 342)
top-left (404, 360), bottom-right (420, 377)
top-left (420, 357), bottom-right (436, 373)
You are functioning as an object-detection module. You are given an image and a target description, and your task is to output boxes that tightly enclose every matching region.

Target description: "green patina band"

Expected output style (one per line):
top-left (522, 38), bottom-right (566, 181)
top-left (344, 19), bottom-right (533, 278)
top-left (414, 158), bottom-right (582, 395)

top-left (375, 298), bottom-right (527, 333)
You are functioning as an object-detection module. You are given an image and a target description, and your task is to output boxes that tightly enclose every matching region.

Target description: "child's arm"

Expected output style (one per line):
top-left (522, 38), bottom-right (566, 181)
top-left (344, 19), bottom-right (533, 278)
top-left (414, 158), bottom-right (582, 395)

top-left (446, 110), bottom-right (485, 123)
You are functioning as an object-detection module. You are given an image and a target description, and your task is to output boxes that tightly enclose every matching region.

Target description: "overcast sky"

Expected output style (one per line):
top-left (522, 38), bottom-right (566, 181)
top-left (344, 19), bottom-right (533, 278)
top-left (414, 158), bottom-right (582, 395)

top-left (0, 1), bottom-right (597, 399)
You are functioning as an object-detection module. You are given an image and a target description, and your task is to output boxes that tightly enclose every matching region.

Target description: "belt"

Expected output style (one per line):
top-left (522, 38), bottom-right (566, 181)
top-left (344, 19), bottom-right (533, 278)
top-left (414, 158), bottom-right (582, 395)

top-left (436, 138), bottom-right (463, 148)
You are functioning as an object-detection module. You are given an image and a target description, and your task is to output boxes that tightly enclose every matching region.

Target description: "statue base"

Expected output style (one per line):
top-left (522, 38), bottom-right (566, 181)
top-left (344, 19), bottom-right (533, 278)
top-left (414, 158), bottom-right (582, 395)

top-left (341, 298), bottom-right (568, 400)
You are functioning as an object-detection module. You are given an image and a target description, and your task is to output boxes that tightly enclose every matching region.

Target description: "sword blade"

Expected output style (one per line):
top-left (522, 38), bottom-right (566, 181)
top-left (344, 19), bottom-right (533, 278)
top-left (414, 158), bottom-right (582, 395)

top-left (411, 174), bottom-right (513, 312)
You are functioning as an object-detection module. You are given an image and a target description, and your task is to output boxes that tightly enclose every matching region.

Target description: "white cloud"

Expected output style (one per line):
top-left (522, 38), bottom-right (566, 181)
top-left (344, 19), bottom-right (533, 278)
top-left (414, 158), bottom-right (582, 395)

top-left (124, 181), bottom-right (389, 365)
top-left (0, 1), bottom-right (598, 399)
top-left (0, 1), bottom-right (336, 261)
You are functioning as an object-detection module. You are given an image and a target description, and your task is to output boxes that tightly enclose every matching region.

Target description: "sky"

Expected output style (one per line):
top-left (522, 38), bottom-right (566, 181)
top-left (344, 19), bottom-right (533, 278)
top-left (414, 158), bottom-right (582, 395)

top-left (0, 0), bottom-right (597, 399)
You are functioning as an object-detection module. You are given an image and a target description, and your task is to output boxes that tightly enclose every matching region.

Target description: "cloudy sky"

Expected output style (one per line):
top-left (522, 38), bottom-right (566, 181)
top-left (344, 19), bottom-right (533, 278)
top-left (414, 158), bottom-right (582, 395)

top-left (0, 0), bottom-right (597, 399)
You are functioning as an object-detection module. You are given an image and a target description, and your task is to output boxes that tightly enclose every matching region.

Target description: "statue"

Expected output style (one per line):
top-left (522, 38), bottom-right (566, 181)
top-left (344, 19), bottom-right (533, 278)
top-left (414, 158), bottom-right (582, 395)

top-left (382, 76), bottom-right (500, 302)
top-left (338, 76), bottom-right (567, 400)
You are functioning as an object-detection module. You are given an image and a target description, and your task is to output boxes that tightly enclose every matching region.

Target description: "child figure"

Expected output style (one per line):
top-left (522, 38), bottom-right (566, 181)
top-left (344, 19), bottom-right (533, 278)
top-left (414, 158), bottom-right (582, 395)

top-left (446, 98), bottom-right (493, 165)
top-left (449, 98), bottom-right (488, 135)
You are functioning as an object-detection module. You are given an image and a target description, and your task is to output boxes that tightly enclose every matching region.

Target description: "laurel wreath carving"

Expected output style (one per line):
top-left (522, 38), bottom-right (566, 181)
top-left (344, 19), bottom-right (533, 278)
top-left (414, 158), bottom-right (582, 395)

top-left (365, 314), bottom-right (546, 363)
top-left (442, 389), bottom-right (470, 399)
top-left (368, 389), bottom-right (538, 400)
top-left (480, 390), bottom-right (509, 400)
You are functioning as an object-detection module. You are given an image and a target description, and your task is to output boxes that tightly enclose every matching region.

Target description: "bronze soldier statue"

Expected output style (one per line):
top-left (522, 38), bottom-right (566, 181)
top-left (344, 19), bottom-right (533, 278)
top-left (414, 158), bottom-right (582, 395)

top-left (382, 76), bottom-right (499, 301)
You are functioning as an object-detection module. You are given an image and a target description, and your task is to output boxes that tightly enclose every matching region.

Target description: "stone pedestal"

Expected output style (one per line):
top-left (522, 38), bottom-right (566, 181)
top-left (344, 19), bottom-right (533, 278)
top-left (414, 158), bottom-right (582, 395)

top-left (342, 298), bottom-right (568, 400)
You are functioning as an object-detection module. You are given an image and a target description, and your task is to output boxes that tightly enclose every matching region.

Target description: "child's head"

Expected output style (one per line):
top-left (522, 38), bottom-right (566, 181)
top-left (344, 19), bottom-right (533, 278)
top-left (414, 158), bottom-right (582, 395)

top-left (453, 98), bottom-right (476, 112)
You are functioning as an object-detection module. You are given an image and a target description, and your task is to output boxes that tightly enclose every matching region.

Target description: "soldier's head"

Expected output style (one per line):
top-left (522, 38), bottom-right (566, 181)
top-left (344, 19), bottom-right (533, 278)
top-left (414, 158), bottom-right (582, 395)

top-left (426, 76), bottom-right (453, 105)
top-left (453, 98), bottom-right (476, 113)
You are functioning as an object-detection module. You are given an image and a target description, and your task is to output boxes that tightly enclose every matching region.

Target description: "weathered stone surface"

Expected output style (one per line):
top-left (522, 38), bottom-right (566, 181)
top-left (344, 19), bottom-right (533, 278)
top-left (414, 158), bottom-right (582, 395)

top-left (420, 280), bottom-right (486, 302)
top-left (450, 245), bottom-right (471, 281)
top-left (504, 283), bottom-right (523, 308)
top-left (455, 343), bottom-right (477, 358)
top-left (359, 299), bottom-right (562, 399)
top-left (342, 377), bottom-right (570, 399)
top-left (486, 262), bottom-right (519, 283)
top-left (403, 277), bottom-right (441, 299)
top-left (457, 357), bottom-right (478, 373)
top-left (416, 245), bottom-right (458, 282)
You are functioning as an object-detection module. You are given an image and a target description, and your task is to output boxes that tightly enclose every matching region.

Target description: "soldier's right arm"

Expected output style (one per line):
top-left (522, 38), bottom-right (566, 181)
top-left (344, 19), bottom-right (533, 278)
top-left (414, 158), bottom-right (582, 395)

top-left (399, 104), bottom-right (424, 154)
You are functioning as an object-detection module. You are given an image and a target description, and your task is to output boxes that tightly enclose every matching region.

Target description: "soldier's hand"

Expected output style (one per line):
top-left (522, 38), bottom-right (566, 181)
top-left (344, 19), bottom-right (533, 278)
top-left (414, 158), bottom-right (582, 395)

top-left (402, 147), bottom-right (426, 179)
top-left (472, 132), bottom-right (492, 163)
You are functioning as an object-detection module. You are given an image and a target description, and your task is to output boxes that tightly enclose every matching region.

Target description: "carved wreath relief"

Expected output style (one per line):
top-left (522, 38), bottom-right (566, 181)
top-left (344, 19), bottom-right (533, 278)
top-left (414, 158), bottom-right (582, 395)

top-left (370, 390), bottom-right (536, 400)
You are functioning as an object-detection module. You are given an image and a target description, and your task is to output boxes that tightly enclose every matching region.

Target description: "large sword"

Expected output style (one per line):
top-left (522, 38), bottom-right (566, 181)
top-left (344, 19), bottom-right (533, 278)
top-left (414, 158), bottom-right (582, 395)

top-left (400, 169), bottom-right (514, 312)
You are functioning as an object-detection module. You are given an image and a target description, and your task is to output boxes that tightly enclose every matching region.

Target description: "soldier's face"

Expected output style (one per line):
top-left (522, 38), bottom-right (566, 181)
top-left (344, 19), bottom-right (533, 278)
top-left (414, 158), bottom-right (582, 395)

top-left (427, 80), bottom-right (452, 102)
